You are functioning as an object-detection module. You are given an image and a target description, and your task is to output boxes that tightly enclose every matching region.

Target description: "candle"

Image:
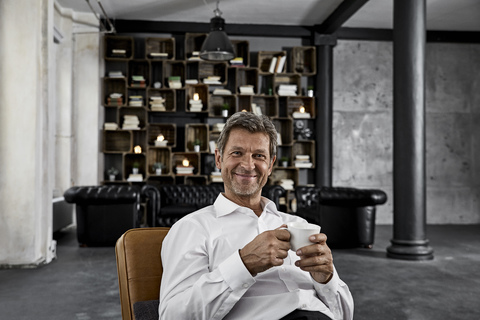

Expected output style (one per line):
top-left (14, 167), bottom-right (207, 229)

top-left (193, 93), bottom-right (199, 101)
top-left (155, 134), bottom-right (168, 146)
top-left (134, 145), bottom-right (142, 154)
top-left (299, 106), bottom-right (305, 113)
top-left (182, 158), bottom-right (190, 167)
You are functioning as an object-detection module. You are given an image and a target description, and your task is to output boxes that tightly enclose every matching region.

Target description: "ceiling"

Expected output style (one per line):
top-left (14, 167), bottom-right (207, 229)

top-left (56, 0), bottom-right (480, 32)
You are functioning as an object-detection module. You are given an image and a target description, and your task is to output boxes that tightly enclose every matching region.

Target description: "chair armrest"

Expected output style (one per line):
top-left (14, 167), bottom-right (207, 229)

top-left (319, 187), bottom-right (387, 207)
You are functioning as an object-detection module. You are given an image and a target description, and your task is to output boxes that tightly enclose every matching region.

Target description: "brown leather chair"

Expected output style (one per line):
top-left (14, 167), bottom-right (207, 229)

top-left (115, 227), bottom-right (170, 320)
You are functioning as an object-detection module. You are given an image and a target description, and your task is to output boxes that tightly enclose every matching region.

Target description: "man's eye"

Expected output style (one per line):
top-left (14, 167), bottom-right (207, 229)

top-left (254, 154), bottom-right (266, 159)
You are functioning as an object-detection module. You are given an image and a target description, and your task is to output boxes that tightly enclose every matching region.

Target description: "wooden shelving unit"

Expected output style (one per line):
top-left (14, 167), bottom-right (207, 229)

top-left (101, 35), bottom-right (318, 208)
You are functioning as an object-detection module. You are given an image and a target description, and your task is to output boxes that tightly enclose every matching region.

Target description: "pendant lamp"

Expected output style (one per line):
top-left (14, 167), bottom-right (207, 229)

top-left (200, 2), bottom-right (235, 61)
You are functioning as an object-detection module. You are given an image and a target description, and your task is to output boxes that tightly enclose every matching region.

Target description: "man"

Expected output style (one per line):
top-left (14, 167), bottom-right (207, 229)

top-left (159, 112), bottom-right (353, 320)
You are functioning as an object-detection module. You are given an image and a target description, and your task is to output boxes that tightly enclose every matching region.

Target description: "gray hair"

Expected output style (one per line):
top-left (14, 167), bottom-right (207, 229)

top-left (217, 112), bottom-right (278, 159)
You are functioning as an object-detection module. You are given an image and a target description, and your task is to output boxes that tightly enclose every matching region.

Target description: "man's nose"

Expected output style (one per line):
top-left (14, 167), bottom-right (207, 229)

top-left (240, 155), bottom-right (255, 170)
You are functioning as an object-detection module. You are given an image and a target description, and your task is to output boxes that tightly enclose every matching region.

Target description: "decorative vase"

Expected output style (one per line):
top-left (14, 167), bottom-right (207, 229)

top-left (155, 168), bottom-right (162, 175)
top-left (222, 109), bottom-right (228, 117)
top-left (282, 161), bottom-right (288, 168)
top-left (194, 145), bottom-right (200, 152)
top-left (109, 174), bottom-right (115, 181)
top-left (132, 168), bottom-right (139, 174)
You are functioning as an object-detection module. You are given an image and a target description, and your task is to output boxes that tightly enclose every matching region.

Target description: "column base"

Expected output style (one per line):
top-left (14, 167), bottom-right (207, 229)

top-left (387, 238), bottom-right (434, 261)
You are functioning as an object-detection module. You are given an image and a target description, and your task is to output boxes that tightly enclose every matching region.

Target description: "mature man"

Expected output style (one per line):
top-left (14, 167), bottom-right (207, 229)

top-left (159, 112), bottom-right (353, 319)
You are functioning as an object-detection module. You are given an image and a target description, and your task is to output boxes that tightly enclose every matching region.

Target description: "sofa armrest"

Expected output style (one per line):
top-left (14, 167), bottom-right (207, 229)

top-left (319, 186), bottom-right (387, 207)
top-left (64, 185), bottom-right (141, 205)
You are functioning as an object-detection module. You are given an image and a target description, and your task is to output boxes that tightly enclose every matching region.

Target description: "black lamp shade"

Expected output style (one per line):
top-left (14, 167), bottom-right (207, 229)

top-left (200, 16), bottom-right (235, 61)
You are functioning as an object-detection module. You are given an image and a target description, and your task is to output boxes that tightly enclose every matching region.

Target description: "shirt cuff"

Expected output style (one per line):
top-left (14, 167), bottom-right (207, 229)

top-left (218, 250), bottom-right (256, 291)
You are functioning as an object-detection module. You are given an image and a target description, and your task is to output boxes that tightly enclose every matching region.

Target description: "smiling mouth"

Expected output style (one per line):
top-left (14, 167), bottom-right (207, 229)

top-left (234, 172), bottom-right (257, 179)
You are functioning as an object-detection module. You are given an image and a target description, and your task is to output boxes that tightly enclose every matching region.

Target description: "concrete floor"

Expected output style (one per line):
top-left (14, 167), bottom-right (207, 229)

top-left (1, 224), bottom-right (479, 320)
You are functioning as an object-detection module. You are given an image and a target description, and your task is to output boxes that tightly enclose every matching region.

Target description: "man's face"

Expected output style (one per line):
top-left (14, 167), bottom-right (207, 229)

top-left (215, 128), bottom-right (275, 198)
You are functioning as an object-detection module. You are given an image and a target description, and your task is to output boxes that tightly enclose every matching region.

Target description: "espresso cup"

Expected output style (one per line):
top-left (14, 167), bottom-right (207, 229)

top-left (285, 222), bottom-right (321, 251)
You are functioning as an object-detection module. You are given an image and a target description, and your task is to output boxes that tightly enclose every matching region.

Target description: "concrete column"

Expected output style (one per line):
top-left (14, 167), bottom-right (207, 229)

top-left (387, 0), bottom-right (434, 260)
top-left (0, 0), bottom-right (56, 266)
top-left (314, 34), bottom-right (337, 187)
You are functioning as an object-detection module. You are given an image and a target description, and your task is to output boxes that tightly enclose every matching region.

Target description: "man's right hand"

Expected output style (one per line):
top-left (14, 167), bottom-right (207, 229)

top-left (239, 227), bottom-right (291, 276)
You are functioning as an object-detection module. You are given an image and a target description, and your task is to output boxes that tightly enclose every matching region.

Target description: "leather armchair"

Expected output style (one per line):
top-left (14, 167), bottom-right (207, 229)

top-left (295, 186), bottom-right (387, 249)
top-left (64, 185), bottom-right (141, 246)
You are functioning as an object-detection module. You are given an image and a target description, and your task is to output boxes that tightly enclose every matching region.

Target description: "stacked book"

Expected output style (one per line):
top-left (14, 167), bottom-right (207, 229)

top-left (185, 79), bottom-right (199, 85)
top-left (188, 51), bottom-right (201, 61)
top-left (122, 115), bottom-right (140, 130)
top-left (176, 165), bottom-right (194, 175)
top-left (150, 96), bottom-right (166, 111)
top-left (294, 155), bottom-right (313, 168)
top-left (210, 171), bottom-right (223, 183)
top-left (168, 76), bottom-right (182, 88)
top-left (131, 75), bottom-right (146, 88)
top-left (251, 103), bottom-right (263, 115)
top-left (129, 95), bottom-right (143, 107)
top-left (279, 179), bottom-right (295, 191)
top-left (213, 88), bottom-right (232, 95)
top-left (277, 84), bottom-right (297, 96)
top-left (148, 52), bottom-right (168, 59)
top-left (107, 93), bottom-right (123, 106)
top-left (211, 123), bottom-right (225, 133)
top-left (239, 85), bottom-right (254, 95)
top-left (203, 76), bottom-right (222, 85)
top-left (269, 55), bottom-right (286, 73)
top-left (111, 49), bottom-right (126, 58)
top-left (104, 122), bottom-right (118, 130)
top-left (230, 57), bottom-right (244, 67)
top-left (108, 71), bottom-right (124, 78)
top-left (127, 173), bottom-right (143, 182)
top-left (292, 109), bottom-right (311, 118)
top-left (189, 97), bottom-right (203, 112)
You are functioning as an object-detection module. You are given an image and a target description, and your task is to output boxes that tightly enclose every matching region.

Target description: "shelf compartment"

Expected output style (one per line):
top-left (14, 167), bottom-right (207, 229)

top-left (172, 152), bottom-right (201, 175)
top-left (185, 124), bottom-right (209, 152)
top-left (124, 153), bottom-right (146, 180)
top-left (187, 61), bottom-right (228, 85)
top-left (186, 84), bottom-right (208, 112)
top-left (257, 51), bottom-right (287, 74)
top-left (104, 36), bottom-right (134, 60)
top-left (150, 61), bottom-right (163, 88)
top-left (252, 95), bottom-right (278, 117)
top-left (163, 61), bottom-right (186, 88)
top-left (104, 78), bottom-right (127, 106)
top-left (145, 37), bottom-right (175, 60)
top-left (238, 95), bottom-right (253, 112)
top-left (269, 168), bottom-right (299, 190)
top-left (147, 148), bottom-right (172, 175)
top-left (231, 40), bottom-right (250, 67)
top-left (103, 130), bottom-right (131, 153)
top-left (119, 107), bottom-right (147, 130)
top-left (272, 118), bottom-right (293, 146)
top-left (185, 33), bottom-right (207, 59)
top-left (291, 46), bottom-right (316, 75)
top-left (209, 95), bottom-right (237, 117)
top-left (147, 88), bottom-right (176, 112)
top-left (287, 96), bottom-right (315, 118)
top-left (236, 68), bottom-right (259, 94)
top-left (274, 73), bottom-right (301, 96)
top-left (147, 123), bottom-right (176, 148)
top-left (128, 60), bottom-right (150, 88)
top-left (292, 140), bottom-right (316, 169)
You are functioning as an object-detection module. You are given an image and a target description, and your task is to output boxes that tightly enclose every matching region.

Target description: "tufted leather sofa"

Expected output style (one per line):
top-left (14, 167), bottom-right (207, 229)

top-left (154, 184), bottom-right (286, 227)
top-left (64, 185), bottom-right (142, 246)
top-left (295, 186), bottom-right (387, 249)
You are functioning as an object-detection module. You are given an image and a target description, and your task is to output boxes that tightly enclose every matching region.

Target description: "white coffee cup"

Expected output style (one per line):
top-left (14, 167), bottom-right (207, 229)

top-left (284, 222), bottom-right (321, 251)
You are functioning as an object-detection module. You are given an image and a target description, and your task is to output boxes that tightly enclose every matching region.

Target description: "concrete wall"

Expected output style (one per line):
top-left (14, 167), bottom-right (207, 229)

top-left (333, 40), bottom-right (480, 224)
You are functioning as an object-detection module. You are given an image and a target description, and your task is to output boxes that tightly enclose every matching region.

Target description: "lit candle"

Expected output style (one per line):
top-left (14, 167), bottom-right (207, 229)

top-left (299, 106), bottom-right (305, 113)
top-left (155, 134), bottom-right (168, 147)
top-left (241, 109), bottom-right (247, 112)
top-left (134, 145), bottom-right (142, 154)
top-left (182, 158), bottom-right (190, 167)
top-left (193, 93), bottom-right (199, 101)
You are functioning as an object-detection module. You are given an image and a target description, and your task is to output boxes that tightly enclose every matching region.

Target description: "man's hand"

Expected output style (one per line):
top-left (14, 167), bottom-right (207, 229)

top-left (239, 227), bottom-right (291, 277)
top-left (294, 233), bottom-right (334, 284)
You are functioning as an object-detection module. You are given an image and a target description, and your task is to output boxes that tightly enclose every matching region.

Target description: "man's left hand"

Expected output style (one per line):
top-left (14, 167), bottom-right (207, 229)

top-left (294, 233), bottom-right (334, 284)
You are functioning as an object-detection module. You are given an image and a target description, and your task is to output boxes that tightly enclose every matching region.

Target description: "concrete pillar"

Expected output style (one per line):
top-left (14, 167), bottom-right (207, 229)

top-left (0, 0), bottom-right (56, 266)
top-left (387, 0), bottom-right (434, 260)
top-left (314, 34), bottom-right (337, 187)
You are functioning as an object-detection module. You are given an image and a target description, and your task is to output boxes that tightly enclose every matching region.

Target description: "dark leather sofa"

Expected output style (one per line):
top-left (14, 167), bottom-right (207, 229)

top-left (295, 186), bottom-right (387, 249)
top-left (64, 185), bottom-right (142, 246)
top-left (153, 184), bottom-right (286, 227)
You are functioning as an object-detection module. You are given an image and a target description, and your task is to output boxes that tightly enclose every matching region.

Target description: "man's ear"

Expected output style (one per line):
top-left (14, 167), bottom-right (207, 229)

top-left (214, 149), bottom-right (222, 169)
top-left (268, 155), bottom-right (277, 175)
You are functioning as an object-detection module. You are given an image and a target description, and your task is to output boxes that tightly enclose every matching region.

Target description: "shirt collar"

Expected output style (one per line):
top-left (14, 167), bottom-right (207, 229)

top-left (214, 193), bottom-right (281, 218)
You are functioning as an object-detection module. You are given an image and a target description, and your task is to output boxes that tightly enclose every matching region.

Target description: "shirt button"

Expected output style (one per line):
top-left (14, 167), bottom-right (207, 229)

top-left (243, 283), bottom-right (249, 288)
top-left (302, 304), bottom-right (307, 308)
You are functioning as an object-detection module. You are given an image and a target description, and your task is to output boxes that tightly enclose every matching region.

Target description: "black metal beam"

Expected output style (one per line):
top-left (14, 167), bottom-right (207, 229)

top-left (314, 0), bottom-right (370, 34)
top-left (112, 20), bottom-right (313, 38)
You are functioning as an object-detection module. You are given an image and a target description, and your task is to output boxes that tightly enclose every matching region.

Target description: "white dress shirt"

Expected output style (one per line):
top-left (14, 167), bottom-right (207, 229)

top-left (159, 193), bottom-right (354, 320)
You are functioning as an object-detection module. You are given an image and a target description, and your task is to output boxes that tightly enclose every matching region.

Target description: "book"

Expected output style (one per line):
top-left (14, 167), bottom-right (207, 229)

top-left (276, 55), bottom-right (286, 73)
top-left (127, 173), bottom-right (143, 182)
top-left (268, 57), bottom-right (277, 73)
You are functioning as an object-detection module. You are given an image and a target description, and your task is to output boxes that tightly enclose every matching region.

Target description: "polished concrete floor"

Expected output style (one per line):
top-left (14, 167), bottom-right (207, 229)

top-left (1, 224), bottom-right (479, 320)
